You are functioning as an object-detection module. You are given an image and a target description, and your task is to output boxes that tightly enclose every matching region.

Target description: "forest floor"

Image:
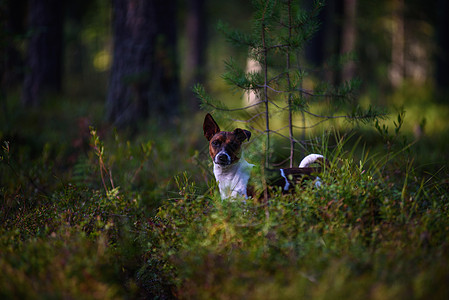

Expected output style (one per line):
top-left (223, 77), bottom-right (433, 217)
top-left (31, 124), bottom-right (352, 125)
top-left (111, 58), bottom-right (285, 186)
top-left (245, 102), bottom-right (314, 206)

top-left (1, 94), bottom-right (449, 299)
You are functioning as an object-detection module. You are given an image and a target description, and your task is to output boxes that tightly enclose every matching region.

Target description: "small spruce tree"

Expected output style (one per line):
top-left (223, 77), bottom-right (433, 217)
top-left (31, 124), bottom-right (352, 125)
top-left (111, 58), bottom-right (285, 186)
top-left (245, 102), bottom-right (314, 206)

top-left (194, 0), bottom-right (383, 168)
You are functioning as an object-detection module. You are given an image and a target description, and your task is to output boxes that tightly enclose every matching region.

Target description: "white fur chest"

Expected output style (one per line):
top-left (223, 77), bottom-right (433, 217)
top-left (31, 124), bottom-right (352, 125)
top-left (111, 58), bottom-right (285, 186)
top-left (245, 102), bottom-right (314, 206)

top-left (213, 158), bottom-right (254, 199)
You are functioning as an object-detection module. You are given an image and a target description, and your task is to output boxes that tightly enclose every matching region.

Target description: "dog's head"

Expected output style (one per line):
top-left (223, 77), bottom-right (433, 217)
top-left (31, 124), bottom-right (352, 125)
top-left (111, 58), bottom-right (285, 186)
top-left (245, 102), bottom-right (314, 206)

top-left (203, 113), bottom-right (251, 167)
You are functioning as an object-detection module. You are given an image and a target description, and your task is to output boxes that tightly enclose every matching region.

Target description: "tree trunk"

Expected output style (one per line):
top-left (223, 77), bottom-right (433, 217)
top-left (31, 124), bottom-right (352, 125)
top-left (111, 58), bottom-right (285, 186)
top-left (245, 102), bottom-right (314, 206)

top-left (340, 0), bottom-right (357, 82)
top-left (22, 0), bottom-right (63, 106)
top-left (305, 0), bottom-right (338, 84)
top-left (184, 0), bottom-right (207, 111)
top-left (435, 0), bottom-right (449, 97)
top-left (1, 0), bottom-right (27, 89)
top-left (106, 0), bottom-right (179, 127)
top-left (389, 0), bottom-right (404, 88)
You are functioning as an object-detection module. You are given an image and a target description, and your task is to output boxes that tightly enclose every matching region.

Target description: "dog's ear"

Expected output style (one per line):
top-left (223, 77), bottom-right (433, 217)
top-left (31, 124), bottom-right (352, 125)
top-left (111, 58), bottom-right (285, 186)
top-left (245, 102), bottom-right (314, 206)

top-left (203, 113), bottom-right (221, 141)
top-left (233, 128), bottom-right (251, 142)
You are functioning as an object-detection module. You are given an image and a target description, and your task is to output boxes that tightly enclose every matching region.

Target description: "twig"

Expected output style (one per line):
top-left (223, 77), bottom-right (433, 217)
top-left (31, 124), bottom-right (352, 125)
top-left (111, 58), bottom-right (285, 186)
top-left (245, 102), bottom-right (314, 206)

top-left (230, 112), bottom-right (265, 123)
top-left (272, 156), bottom-right (291, 167)
top-left (204, 100), bottom-right (264, 112)
top-left (292, 118), bottom-right (330, 129)
top-left (303, 109), bottom-right (383, 120)
top-left (287, 0), bottom-right (294, 167)
top-left (258, 84), bottom-right (316, 98)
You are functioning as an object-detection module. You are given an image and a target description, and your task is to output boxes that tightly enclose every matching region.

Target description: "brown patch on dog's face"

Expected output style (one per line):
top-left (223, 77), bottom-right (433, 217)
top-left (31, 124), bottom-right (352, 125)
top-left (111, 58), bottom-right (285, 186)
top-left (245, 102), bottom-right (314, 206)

top-left (203, 114), bottom-right (251, 166)
top-left (208, 132), bottom-right (240, 165)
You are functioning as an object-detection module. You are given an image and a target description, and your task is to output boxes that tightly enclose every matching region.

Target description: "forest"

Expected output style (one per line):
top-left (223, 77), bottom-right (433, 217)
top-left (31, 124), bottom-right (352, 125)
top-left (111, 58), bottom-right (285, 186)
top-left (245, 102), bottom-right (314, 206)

top-left (1, 0), bottom-right (449, 299)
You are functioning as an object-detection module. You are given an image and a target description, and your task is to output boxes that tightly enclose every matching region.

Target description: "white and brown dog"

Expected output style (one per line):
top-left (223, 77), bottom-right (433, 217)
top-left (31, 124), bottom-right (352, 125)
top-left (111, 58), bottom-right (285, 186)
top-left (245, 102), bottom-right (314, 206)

top-left (203, 113), bottom-right (254, 199)
top-left (203, 113), bottom-right (325, 199)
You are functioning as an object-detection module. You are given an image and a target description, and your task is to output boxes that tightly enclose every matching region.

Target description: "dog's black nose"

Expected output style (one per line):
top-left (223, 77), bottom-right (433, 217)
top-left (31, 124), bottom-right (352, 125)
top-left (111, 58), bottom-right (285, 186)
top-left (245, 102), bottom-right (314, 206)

top-left (216, 153), bottom-right (230, 165)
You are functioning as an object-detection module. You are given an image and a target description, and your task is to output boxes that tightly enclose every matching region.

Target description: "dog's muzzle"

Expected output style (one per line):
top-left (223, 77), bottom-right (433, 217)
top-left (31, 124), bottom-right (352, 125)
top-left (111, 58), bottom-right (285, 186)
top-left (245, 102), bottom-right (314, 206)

top-left (214, 151), bottom-right (231, 166)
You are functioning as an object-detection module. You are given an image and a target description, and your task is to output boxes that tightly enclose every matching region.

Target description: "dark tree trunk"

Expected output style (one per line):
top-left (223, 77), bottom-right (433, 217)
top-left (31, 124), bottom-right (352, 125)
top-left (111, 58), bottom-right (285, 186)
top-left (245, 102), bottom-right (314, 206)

top-left (435, 0), bottom-right (449, 98)
top-left (22, 0), bottom-right (63, 106)
top-left (107, 0), bottom-right (179, 127)
top-left (1, 0), bottom-right (27, 89)
top-left (389, 0), bottom-right (404, 88)
top-left (305, 0), bottom-right (340, 84)
top-left (340, 0), bottom-right (357, 81)
top-left (184, 0), bottom-right (207, 111)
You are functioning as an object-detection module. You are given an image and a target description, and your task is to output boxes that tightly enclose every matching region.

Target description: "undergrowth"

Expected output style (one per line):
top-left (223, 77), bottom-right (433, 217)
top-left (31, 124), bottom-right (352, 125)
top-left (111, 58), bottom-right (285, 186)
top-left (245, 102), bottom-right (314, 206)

top-left (1, 97), bottom-right (448, 299)
top-left (144, 136), bottom-right (449, 299)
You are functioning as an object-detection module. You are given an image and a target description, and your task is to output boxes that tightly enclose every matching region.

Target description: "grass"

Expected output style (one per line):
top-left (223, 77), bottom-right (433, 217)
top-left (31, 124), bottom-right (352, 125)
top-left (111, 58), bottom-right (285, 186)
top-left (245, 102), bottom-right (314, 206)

top-left (1, 93), bottom-right (449, 299)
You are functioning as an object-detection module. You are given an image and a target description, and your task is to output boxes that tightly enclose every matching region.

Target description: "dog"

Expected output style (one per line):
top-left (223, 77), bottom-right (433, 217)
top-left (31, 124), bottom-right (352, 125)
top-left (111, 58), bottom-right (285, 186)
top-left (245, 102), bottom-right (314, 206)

top-left (203, 113), bottom-right (254, 199)
top-left (203, 113), bottom-right (325, 199)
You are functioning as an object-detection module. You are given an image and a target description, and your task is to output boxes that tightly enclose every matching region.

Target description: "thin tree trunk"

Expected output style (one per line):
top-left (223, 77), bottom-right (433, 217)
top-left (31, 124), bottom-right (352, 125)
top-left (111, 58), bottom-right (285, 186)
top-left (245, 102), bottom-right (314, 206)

top-left (435, 0), bottom-right (449, 97)
top-left (243, 56), bottom-right (261, 106)
top-left (261, 20), bottom-right (270, 170)
top-left (286, 0), bottom-right (294, 168)
top-left (340, 0), bottom-right (357, 82)
top-left (305, 0), bottom-right (337, 84)
top-left (389, 0), bottom-right (404, 88)
top-left (1, 0), bottom-right (26, 89)
top-left (22, 0), bottom-right (63, 106)
top-left (184, 0), bottom-right (207, 111)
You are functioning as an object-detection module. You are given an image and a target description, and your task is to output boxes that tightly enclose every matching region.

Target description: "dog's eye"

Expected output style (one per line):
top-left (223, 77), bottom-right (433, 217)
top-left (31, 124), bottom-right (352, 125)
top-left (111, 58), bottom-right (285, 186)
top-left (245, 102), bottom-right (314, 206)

top-left (212, 140), bottom-right (221, 147)
top-left (229, 141), bottom-right (238, 149)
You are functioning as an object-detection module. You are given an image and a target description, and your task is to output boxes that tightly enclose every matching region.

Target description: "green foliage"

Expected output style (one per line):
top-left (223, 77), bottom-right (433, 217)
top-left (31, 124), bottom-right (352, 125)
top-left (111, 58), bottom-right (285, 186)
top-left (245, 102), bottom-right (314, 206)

top-left (222, 58), bottom-right (263, 92)
top-left (1, 2), bottom-right (448, 298)
top-left (141, 136), bottom-right (448, 299)
top-left (0, 94), bottom-right (197, 298)
top-left (374, 108), bottom-right (410, 159)
top-left (196, 0), bottom-right (385, 168)
top-left (1, 92), bottom-right (448, 298)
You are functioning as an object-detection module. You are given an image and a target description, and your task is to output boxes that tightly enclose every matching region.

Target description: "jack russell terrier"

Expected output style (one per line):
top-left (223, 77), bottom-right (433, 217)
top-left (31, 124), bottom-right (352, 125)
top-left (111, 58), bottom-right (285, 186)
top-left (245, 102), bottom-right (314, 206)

top-left (203, 113), bottom-right (325, 199)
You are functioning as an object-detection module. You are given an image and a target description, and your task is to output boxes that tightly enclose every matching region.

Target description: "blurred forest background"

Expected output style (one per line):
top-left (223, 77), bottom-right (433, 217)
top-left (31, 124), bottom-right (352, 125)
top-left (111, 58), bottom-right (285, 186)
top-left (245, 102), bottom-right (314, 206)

top-left (1, 0), bottom-right (449, 158)
top-left (1, 0), bottom-right (449, 172)
top-left (1, 0), bottom-right (449, 298)
top-left (2, 0), bottom-right (449, 134)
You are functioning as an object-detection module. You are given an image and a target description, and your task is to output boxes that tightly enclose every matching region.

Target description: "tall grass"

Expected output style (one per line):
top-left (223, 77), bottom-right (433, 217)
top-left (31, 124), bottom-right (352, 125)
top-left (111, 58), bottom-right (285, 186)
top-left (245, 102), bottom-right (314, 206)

top-left (143, 131), bottom-right (448, 299)
top-left (1, 96), bottom-right (448, 299)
